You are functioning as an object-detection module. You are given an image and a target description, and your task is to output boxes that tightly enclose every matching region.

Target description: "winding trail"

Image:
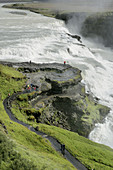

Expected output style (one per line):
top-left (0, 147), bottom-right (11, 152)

top-left (3, 91), bottom-right (87, 170)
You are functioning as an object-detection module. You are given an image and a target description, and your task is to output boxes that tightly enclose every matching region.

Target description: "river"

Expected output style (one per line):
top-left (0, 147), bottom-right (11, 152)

top-left (1, 3), bottom-right (113, 148)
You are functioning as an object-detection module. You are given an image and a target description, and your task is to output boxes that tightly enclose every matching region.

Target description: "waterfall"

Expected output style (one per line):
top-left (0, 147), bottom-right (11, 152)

top-left (1, 3), bottom-right (113, 148)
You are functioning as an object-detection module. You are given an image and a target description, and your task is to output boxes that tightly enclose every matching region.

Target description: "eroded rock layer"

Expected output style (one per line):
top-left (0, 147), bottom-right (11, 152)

top-left (1, 61), bottom-right (110, 137)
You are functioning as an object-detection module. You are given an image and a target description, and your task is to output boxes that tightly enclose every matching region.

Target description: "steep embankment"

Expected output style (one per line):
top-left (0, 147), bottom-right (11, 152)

top-left (3, 90), bottom-right (87, 170)
top-left (0, 63), bottom-right (76, 170)
top-left (0, 63), bottom-right (113, 170)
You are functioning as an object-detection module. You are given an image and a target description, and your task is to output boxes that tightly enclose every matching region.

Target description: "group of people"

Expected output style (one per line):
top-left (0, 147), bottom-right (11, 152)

top-left (25, 84), bottom-right (38, 92)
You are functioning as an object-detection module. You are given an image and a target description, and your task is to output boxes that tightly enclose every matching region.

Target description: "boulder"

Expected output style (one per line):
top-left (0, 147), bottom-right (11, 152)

top-left (41, 82), bottom-right (52, 92)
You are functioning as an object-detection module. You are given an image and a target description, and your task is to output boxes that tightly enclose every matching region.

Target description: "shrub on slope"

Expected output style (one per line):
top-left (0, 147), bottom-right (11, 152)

top-left (0, 131), bottom-right (37, 170)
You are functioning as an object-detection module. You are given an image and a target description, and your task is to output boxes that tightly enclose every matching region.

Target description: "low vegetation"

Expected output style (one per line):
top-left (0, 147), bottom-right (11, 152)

top-left (38, 124), bottom-right (113, 170)
top-left (0, 131), bottom-right (37, 170)
top-left (0, 64), bottom-right (75, 169)
top-left (0, 64), bottom-right (25, 99)
top-left (0, 64), bottom-right (113, 169)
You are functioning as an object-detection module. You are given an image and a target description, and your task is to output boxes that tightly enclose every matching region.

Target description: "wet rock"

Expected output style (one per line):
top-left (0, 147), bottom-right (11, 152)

top-left (67, 33), bottom-right (82, 43)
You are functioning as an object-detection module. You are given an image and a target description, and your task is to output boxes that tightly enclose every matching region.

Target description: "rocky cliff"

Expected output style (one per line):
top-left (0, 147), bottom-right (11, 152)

top-left (2, 61), bottom-right (109, 137)
top-left (81, 12), bottom-right (113, 47)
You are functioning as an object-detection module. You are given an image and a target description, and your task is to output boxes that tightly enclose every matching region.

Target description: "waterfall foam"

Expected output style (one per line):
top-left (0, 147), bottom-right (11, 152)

top-left (1, 4), bottom-right (113, 148)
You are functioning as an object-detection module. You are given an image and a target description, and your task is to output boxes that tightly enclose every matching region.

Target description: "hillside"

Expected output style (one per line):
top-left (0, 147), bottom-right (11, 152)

top-left (0, 63), bottom-right (113, 169)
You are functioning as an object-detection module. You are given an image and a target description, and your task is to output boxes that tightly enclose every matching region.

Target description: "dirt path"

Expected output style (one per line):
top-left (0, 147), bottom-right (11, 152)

top-left (3, 91), bottom-right (87, 170)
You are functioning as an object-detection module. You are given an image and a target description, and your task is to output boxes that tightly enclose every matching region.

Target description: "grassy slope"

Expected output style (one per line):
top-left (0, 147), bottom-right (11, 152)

top-left (38, 124), bottom-right (113, 170)
top-left (0, 64), bottom-right (75, 170)
top-left (3, 65), bottom-right (113, 169)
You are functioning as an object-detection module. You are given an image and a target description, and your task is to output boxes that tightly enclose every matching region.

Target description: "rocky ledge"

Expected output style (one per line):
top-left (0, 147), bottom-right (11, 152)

top-left (1, 61), bottom-right (110, 137)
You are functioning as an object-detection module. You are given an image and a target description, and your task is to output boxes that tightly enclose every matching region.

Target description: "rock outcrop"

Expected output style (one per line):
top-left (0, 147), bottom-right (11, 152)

top-left (66, 33), bottom-right (82, 43)
top-left (2, 62), bottom-right (110, 138)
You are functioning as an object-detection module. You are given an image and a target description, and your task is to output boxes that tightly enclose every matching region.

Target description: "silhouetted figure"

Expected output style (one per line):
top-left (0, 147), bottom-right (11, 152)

top-left (61, 144), bottom-right (65, 155)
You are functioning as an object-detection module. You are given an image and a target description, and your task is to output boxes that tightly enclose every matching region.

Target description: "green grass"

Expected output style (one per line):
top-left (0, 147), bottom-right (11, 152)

top-left (11, 100), bottom-right (38, 125)
top-left (11, 92), bottom-right (39, 125)
top-left (38, 124), bottom-right (113, 170)
top-left (0, 64), bottom-right (25, 99)
top-left (1, 64), bottom-right (113, 170)
top-left (0, 64), bottom-right (24, 79)
top-left (10, 89), bottom-right (113, 169)
top-left (0, 130), bottom-right (37, 170)
top-left (0, 64), bottom-right (76, 169)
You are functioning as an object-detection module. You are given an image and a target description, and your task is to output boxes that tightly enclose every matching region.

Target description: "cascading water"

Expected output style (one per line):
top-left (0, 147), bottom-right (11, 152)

top-left (1, 4), bottom-right (113, 148)
top-left (83, 40), bottom-right (113, 148)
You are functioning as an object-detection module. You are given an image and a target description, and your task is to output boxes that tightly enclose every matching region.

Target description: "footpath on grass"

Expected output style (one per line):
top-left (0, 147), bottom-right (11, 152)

top-left (3, 91), bottom-right (87, 170)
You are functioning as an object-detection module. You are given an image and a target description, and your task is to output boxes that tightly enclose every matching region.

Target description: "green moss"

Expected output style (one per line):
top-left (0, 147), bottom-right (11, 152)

top-left (75, 95), bottom-right (109, 125)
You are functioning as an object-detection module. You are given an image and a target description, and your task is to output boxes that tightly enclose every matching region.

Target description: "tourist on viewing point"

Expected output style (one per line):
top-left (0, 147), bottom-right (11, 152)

top-left (64, 61), bottom-right (66, 65)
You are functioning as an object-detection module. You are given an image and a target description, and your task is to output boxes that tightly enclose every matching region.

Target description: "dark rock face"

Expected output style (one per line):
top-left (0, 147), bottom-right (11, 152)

top-left (56, 12), bottom-right (73, 23)
top-left (81, 12), bottom-right (113, 47)
top-left (34, 92), bottom-right (109, 137)
top-left (66, 33), bottom-right (82, 43)
top-left (2, 62), bottom-right (110, 137)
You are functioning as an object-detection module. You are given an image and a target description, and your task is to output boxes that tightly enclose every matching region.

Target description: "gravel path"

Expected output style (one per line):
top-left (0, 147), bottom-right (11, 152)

top-left (3, 91), bottom-right (87, 170)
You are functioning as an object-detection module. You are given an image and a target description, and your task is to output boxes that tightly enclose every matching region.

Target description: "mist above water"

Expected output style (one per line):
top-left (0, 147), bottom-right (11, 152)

top-left (37, 0), bottom-right (113, 12)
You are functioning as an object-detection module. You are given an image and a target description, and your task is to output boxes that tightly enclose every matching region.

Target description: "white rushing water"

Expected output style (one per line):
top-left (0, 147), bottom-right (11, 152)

top-left (1, 4), bottom-right (113, 148)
